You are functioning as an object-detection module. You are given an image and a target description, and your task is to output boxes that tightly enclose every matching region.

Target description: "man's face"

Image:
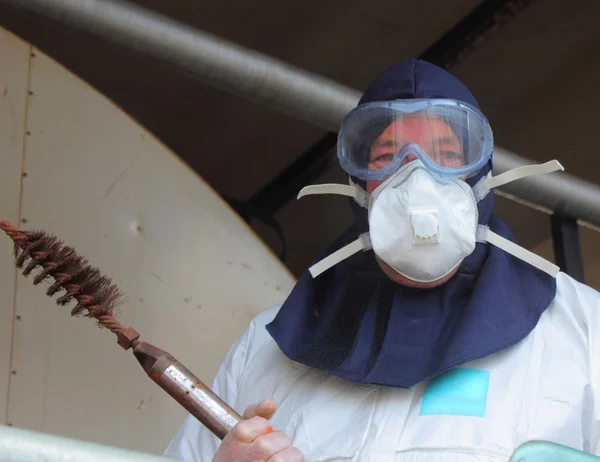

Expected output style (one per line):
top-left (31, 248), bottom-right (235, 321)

top-left (366, 115), bottom-right (465, 194)
top-left (366, 115), bottom-right (466, 288)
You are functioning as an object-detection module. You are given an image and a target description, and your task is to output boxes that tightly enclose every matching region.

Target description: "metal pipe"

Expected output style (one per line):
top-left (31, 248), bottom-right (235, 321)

top-left (492, 148), bottom-right (600, 228)
top-left (1, 0), bottom-right (358, 132)
top-left (4, 0), bottom-right (600, 227)
top-left (0, 425), bottom-right (171, 461)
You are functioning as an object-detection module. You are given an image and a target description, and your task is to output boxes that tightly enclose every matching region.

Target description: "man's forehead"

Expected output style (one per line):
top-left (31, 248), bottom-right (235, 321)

top-left (374, 118), bottom-right (459, 144)
top-left (379, 115), bottom-right (455, 133)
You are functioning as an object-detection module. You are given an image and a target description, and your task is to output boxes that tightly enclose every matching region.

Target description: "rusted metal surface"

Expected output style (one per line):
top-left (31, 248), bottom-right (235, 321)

top-left (133, 342), bottom-right (241, 440)
top-left (0, 221), bottom-right (28, 242)
top-left (116, 326), bottom-right (141, 350)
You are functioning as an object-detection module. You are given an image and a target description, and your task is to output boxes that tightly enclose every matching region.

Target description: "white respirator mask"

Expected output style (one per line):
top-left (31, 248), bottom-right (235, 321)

top-left (298, 158), bottom-right (564, 282)
top-left (368, 160), bottom-right (478, 283)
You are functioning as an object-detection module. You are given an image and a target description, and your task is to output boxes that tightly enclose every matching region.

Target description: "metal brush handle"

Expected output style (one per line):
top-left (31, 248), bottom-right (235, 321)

top-left (132, 341), bottom-right (241, 440)
top-left (0, 221), bottom-right (242, 440)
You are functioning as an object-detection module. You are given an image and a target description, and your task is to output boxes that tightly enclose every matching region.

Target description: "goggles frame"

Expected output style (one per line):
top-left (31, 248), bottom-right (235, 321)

top-left (337, 98), bottom-right (494, 181)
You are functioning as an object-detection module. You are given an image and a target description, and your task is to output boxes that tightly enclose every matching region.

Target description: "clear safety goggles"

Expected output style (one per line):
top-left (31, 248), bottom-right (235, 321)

top-left (337, 99), bottom-right (494, 181)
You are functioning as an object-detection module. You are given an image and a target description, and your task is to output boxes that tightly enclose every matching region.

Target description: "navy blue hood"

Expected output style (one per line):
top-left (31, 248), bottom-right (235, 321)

top-left (350, 59), bottom-right (493, 244)
top-left (266, 59), bottom-right (557, 388)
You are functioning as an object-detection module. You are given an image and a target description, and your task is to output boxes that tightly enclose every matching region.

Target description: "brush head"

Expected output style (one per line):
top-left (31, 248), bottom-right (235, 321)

top-left (0, 220), bottom-right (138, 348)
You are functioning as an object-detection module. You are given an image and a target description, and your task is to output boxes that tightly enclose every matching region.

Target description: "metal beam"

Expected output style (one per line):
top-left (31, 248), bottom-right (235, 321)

top-left (419, 0), bottom-right (536, 69)
top-left (550, 214), bottom-right (584, 282)
top-left (248, 133), bottom-right (337, 213)
top-left (4, 0), bottom-right (600, 228)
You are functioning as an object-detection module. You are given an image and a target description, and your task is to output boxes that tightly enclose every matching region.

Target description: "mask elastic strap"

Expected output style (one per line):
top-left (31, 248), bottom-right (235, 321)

top-left (308, 233), bottom-right (372, 277)
top-left (473, 160), bottom-right (564, 201)
top-left (477, 225), bottom-right (559, 277)
top-left (297, 183), bottom-right (368, 208)
top-left (299, 160), bottom-right (564, 204)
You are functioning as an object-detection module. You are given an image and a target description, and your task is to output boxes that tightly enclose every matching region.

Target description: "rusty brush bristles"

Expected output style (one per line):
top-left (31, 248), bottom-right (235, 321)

top-left (0, 220), bottom-right (127, 332)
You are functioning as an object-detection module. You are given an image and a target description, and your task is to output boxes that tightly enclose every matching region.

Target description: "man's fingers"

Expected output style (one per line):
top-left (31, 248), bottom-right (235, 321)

top-left (254, 397), bottom-right (277, 420)
top-left (215, 415), bottom-right (306, 462)
top-left (242, 397), bottom-right (277, 420)
top-left (241, 403), bottom-right (258, 419)
top-left (252, 431), bottom-right (292, 460)
top-left (228, 416), bottom-right (273, 444)
top-left (266, 446), bottom-right (306, 462)
top-left (214, 405), bottom-right (303, 462)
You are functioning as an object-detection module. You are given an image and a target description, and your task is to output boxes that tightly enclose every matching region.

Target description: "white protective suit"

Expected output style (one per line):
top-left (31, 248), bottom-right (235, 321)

top-left (163, 272), bottom-right (600, 461)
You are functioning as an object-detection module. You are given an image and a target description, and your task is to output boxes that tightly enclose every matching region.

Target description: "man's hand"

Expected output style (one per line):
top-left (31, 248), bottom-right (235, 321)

top-left (213, 398), bottom-right (305, 462)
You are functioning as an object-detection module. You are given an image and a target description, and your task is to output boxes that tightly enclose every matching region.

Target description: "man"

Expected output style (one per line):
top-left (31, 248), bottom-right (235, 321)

top-left (164, 59), bottom-right (600, 461)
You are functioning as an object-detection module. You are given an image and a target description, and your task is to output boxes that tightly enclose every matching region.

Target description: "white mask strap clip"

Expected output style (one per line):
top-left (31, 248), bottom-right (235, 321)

top-left (308, 233), bottom-right (372, 277)
top-left (298, 182), bottom-right (368, 208)
top-left (477, 225), bottom-right (560, 277)
top-left (473, 160), bottom-right (564, 201)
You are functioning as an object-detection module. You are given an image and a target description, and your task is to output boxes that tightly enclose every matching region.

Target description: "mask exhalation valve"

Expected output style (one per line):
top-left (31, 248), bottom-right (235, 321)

top-left (410, 209), bottom-right (440, 245)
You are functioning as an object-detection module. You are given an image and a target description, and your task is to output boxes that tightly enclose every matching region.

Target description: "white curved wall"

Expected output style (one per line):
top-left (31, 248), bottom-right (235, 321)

top-left (0, 27), bottom-right (295, 455)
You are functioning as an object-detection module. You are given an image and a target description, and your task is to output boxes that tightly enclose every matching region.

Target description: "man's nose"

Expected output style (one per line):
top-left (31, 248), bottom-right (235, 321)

top-left (401, 153), bottom-right (418, 166)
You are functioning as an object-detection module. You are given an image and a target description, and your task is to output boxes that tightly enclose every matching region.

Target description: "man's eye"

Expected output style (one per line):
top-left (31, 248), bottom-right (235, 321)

top-left (372, 154), bottom-right (394, 163)
top-left (440, 151), bottom-right (465, 164)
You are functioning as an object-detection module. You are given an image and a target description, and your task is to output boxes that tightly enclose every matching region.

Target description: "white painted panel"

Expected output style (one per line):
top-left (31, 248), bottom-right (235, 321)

top-left (5, 33), bottom-right (295, 454)
top-left (0, 29), bottom-right (29, 425)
